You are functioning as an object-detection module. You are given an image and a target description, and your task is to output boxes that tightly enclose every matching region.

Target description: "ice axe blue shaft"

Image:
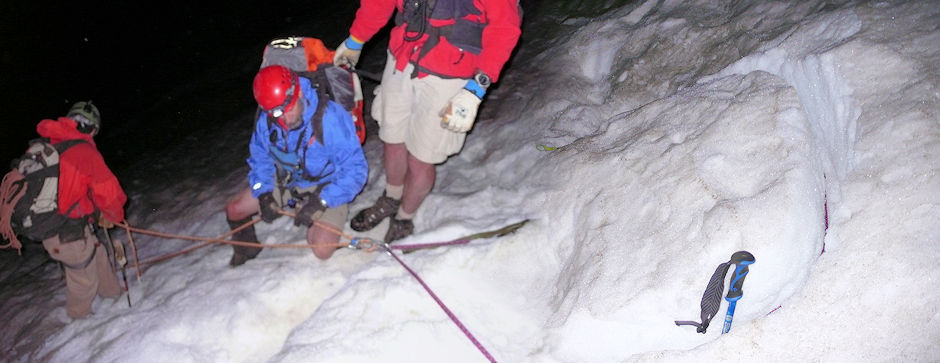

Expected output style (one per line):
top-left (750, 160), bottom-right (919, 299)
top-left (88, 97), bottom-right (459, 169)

top-left (721, 251), bottom-right (755, 334)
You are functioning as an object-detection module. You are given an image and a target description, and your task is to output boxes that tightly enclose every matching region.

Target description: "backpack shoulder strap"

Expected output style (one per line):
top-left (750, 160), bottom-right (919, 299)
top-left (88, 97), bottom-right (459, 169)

top-left (12, 138), bottom-right (87, 169)
top-left (50, 139), bottom-right (89, 218)
top-left (53, 139), bottom-right (88, 153)
top-left (297, 71), bottom-right (330, 146)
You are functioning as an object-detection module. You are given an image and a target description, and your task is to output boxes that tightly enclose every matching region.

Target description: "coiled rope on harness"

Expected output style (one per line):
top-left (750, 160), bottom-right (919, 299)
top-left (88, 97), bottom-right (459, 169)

top-left (0, 169), bottom-right (26, 254)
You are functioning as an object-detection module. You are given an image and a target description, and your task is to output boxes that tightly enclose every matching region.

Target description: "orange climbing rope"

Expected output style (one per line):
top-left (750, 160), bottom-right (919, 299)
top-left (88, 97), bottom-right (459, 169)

top-left (114, 210), bottom-right (380, 277)
top-left (109, 211), bottom-right (506, 362)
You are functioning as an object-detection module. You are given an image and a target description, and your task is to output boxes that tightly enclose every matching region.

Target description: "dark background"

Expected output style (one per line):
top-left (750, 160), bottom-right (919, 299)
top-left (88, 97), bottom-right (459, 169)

top-left (0, 0), bottom-right (548, 176)
top-left (0, 1), bottom-right (370, 172)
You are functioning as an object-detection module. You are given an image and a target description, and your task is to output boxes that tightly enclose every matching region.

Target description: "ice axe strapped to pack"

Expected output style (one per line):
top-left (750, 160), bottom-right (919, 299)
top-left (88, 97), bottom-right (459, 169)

top-left (675, 250), bottom-right (755, 334)
top-left (93, 222), bottom-right (132, 308)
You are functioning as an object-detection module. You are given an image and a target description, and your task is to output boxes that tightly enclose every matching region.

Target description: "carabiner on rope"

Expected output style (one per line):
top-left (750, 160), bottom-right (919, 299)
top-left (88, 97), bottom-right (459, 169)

top-left (347, 237), bottom-right (390, 253)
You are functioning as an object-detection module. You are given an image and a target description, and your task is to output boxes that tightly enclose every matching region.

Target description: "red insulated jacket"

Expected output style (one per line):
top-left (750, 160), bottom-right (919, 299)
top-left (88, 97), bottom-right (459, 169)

top-left (36, 117), bottom-right (127, 223)
top-left (349, 0), bottom-right (522, 82)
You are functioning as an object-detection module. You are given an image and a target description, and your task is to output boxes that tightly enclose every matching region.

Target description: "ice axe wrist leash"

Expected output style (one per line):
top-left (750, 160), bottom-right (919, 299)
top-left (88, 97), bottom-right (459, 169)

top-left (675, 250), bottom-right (755, 334)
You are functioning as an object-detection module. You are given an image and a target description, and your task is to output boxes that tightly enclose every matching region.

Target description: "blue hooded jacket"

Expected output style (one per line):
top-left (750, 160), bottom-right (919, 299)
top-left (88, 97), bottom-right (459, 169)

top-left (247, 77), bottom-right (367, 207)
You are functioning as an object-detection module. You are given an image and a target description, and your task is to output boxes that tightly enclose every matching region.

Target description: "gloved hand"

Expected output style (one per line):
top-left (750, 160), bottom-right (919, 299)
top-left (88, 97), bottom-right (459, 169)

top-left (258, 193), bottom-right (280, 223)
top-left (97, 213), bottom-right (115, 229)
top-left (294, 199), bottom-right (327, 227)
top-left (441, 80), bottom-right (485, 133)
top-left (333, 36), bottom-right (364, 68)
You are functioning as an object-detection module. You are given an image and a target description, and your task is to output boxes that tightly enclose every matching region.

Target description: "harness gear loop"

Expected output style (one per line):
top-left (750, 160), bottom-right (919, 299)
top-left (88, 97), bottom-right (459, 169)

top-left (61, 240), bottom-right (99, 270)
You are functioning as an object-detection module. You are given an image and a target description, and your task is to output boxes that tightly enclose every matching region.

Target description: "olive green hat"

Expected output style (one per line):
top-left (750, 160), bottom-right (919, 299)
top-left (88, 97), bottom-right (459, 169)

top-left (67, 100), bottom-right (101, 130)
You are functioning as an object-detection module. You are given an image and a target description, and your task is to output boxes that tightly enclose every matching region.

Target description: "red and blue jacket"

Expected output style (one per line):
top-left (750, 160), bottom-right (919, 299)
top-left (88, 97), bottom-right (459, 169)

top-left (349, 0), bottom-right (522, 82)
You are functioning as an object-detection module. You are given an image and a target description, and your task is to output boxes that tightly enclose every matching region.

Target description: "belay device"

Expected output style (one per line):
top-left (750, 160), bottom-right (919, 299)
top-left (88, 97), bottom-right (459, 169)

top-left (675, 250), bottom-right (755, 334)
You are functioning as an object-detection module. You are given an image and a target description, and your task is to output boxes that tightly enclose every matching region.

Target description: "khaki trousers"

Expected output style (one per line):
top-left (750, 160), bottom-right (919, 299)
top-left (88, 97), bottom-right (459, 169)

top-left (42, 227), bottom-right (121, 319)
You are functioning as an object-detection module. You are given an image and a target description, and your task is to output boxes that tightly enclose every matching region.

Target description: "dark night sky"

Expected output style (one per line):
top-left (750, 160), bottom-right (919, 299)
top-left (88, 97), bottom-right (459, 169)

top-left (0, 1), bottom-right (363, 172)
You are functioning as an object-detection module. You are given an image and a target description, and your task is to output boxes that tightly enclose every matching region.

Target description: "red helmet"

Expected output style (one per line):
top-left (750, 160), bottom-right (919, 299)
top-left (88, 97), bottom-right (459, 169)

top-left (253, 65), bottom-right (299, 118)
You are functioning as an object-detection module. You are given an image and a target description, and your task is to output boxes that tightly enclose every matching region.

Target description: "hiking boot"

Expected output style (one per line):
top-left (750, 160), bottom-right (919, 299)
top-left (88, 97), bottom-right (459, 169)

top-left (229, 246), bottom-right (261, 267)
top-left (350, 194), bottom-right (401, 232)
top-left (384, 217), bottom-right (414, 243)
top-left (228, 217), bottom-right (262, 267)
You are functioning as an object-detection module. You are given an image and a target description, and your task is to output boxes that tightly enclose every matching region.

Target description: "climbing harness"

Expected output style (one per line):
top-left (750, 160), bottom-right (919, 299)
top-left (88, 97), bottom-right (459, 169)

top-left (60, 241), bottom-right (98, 270)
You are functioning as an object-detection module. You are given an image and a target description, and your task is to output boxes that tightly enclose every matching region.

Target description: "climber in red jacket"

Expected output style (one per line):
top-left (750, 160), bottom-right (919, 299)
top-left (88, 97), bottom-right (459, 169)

top-left (36, 101), bottom-right (127, 319)
top-left (333, 0), bottom-right (522, 242)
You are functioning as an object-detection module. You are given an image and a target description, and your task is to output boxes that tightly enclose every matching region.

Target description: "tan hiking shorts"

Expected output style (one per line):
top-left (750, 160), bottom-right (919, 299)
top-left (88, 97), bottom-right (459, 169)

top-left (317, 204), bottom-right (348, 230)
top-left (372, 52), bottom-right (469, 164)
top-left (275, 187), bottom-right (349, 229)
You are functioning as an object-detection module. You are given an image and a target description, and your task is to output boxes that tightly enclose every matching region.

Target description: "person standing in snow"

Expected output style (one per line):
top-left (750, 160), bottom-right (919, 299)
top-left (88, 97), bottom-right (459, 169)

top-left (333, 0), bottom-right (522, 242)
top-left (224, 65), bottom-right (368, 266)
top-left (28, 102), bottom-right (127, 319)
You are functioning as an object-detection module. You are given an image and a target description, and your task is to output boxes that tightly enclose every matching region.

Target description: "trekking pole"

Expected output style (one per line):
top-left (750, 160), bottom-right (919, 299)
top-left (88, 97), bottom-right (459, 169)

top-left (101, 226), bottom-right (132, 308)
top-left (721, 251), bottom-right (754, 334)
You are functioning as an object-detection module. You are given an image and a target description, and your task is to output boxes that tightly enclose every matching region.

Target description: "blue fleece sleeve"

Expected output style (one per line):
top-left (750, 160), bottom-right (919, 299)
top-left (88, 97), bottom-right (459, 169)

top-left (247, 115), bottom-right (277, 197)
top-left (317, 101), bottom-right (367, 207)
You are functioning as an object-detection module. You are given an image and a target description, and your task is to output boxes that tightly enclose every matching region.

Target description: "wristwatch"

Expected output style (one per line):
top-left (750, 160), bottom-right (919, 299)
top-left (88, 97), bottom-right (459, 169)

top-left (474, 72), bottom-right (491, 89)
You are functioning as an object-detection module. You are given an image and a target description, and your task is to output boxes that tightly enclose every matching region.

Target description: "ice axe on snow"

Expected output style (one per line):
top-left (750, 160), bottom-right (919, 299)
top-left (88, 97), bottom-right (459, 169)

top-left (720, 251), bottom-right (755, 333)
top-left (675, 250), bottom-right (755, 334)
top-left (94, 223), bottom-right (132, 308)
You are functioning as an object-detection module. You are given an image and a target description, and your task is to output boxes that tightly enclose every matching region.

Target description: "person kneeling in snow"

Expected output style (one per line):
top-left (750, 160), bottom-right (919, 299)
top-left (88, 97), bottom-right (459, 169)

top-left (224, 65), bottom-right (367, 266)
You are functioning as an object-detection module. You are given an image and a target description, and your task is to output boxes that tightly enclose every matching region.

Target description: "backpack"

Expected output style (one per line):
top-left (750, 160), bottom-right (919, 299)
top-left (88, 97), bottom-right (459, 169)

top-left (1, 138), bottom-right (86, 252)
top-left (260, 37), bottom-right (366, 145)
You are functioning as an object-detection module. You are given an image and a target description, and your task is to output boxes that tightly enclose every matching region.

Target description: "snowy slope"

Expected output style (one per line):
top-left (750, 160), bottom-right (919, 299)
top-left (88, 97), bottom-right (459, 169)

top-left (1, 0), bottom-right (937, 362)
